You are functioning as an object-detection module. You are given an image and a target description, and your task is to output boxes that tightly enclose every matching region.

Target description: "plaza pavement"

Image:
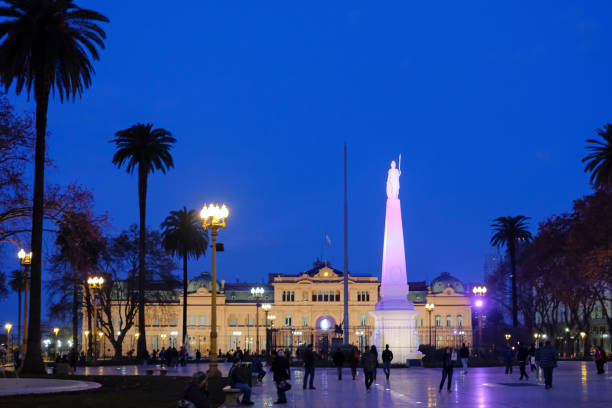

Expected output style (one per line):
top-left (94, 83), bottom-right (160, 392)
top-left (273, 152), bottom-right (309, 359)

top-left (0, 377), bottom-right (101, 396)
top-left (71, 361), bottom-right (611, 407)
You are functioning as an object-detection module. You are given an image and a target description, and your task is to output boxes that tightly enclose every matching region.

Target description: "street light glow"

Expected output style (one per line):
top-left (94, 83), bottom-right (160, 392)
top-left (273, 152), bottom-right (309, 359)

top-left (262, 303), bottom-right (271, 311)
top-left (251, 287), bottom-right (264, 296)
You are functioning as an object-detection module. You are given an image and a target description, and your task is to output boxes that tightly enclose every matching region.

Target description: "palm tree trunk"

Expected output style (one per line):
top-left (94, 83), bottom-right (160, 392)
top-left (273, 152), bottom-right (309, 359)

top-left (22, 79), bottom-right (51, 375)
top-left (509, 243), bottom-right (518, 328)
top-left (136, 167), bottom-right (148, 360)
top-left (182, 250), bottom-right (188, 346)
top-left (72, 278), bottom-right (79, 356)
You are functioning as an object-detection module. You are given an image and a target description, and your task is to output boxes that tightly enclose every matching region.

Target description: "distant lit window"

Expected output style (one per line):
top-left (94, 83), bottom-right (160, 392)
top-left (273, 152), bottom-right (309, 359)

top-left (230, 317), bottom-right (237, 326)
top-left (302, 317), bottom-right (308, 327)
top-left (446, 315), bottom-right (452, 327)
top-left (435, 315), bottom-right (441, 327)
top-left (170, 316), bottom-right (178, 326)
top-left (248, 317), bottom-right (254, 326)
top-left (457, 315), bottom-right (463, 327)
top-left (199, 315), bottom-right (206, 326)
top-left (360, 313), bottom-right (367, 327)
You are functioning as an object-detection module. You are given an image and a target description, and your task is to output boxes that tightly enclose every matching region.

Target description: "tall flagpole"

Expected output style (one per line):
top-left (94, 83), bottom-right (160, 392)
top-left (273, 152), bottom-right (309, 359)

top-left (343, 143), bottom-right (349, 345)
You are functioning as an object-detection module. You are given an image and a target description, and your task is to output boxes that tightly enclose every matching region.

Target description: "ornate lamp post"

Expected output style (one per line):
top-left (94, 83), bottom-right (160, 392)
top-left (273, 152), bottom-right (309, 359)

top-left (267, 315), bottom-right (276, 350)
top-left (87, 276), bottom-right (104, 358)
top-left (262, 304), bottom-right (271, 354)
top-left (200, 203), bottom-right (229, 376)
top-left (84, 330), bottom-right (90, 355)
top-left (425, 303), bottom-right (435, 347)
top-left (17, 249), bottom-right (31, 355)
top-left (580, 331), bottom-right (586, 358)
top-left (472, 285), bottom-right (487, 354)
top-left (251, 287), bottom-right (264, 355)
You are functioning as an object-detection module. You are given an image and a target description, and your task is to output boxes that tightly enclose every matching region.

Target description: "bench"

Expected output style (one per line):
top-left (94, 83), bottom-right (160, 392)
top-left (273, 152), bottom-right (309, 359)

top-left (222, 386), bottom-right (242, 406)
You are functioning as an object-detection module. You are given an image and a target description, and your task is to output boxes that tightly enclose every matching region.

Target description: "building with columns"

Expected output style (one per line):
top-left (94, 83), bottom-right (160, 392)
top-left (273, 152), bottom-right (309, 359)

top-left (86, 261), bottom-right (472, 356)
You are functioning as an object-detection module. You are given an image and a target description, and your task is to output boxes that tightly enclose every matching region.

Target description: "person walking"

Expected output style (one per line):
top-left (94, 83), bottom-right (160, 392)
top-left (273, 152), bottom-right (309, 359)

top-left (228, 358), bottom-right (254, 405)
top-left (528, 343), bottom-right (536, 372)
top-left (539, 341), bottom-right (557, 389)
top-left (271, 350), bottom-right (291, 404)
top-left (534, 342), bottom-right (543, 380)
top-left (503, 344), bottom-right (514, 374)
top-left (349, 347), bottom-right (360, 380)
top-left (371, 345), bottom-right (378, 380)
top-left (181, 371), bottom-right (210, 408)
top-left (332, 348), bottom-right (345, 380)
top-left (302, 344), bottom-right (316, 390)
top-left (362, 346), bottom-right (377, 391)
top-left (594, 346), bottom-right (606, 374)
top-left (382, 344), bottom-right (393, 380)
top-left (459, 343), bottom-right (469, 375)
top-left (439, 347), bottom-right (454, 392)
top-left (517, 343), bottom-right (529, 380)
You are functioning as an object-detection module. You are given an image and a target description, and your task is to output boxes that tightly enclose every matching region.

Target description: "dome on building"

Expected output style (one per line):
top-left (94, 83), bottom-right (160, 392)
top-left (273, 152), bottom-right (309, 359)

top-left (430, 272), bottom-right (465, 294)
top-left (187, 272), bottom-right (220, 293)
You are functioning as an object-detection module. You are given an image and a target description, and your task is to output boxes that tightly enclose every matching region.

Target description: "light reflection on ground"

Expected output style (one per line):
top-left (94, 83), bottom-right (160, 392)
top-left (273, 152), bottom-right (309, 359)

top-left (71, 361), bottom-right (610, 407)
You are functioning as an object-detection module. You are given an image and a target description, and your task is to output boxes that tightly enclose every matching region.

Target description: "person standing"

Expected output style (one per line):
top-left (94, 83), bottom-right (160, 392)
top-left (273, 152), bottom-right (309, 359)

top-left (382, 344), bottom-right (393, 380)
top-left (362, 346), bottom-right (377, 391)
top-left (349, 347), bottom-right (360, 380)
top-left (517, 343), bottom-right (529, 380)
top-left (534, 342), bottom-right (543, 380)
top-left (594, 346), bottom-right (606, 374)
top-left (539, 341), bottom-right (557, 389)
top-left (332, 348), bottom-right (345, 380)
top-left (459, 343), bottom-right (469, 375)
top-left (504, 344), bottom-right (514, 374)
top-left (302, 344), bottom-right (316, 390)
top-left (228, 358), bottom-right (254, 405)
top-left (271, 350), bottom-right (291, 404)
top-left (439, 348), bottom-right (454, 392)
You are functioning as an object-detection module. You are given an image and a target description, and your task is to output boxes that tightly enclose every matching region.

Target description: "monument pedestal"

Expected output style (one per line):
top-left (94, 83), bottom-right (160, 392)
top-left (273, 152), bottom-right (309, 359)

top-left (370, 308), bottom-right (422, 364)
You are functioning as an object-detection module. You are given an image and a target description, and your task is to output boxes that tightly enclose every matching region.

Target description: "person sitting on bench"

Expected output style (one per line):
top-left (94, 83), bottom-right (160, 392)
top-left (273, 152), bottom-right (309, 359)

top-left (228, 358), bottom-right (254, 405)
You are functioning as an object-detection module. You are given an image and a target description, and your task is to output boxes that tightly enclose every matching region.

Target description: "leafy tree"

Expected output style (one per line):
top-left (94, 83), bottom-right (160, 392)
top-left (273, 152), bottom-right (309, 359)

top-left (490, 215), bottom-right (532, 327)
top-left (0, 0), bottom-right (108, 374)
top-left (111, 124), bottom-right (175, 359)
top-left (161, 207), bottom-right (208, 345)
top-left (583, 124), bottom-right (612, 191)
top-left (8, 269), bottom-right (26, 346)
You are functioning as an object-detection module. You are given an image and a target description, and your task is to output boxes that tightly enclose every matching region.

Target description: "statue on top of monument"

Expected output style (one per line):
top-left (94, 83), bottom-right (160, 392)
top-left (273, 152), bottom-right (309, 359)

top-left (386, 155), bottom-right (401, 199)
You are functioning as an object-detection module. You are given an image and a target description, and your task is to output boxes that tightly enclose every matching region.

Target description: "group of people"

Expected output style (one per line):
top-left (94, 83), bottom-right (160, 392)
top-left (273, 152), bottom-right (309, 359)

top-left (152, 345), bottom-right (189, 367)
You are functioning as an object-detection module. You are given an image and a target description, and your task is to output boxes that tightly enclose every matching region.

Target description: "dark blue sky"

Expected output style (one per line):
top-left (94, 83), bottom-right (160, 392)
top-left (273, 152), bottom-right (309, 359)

top-left (2, 1), bottom-right (611, 325)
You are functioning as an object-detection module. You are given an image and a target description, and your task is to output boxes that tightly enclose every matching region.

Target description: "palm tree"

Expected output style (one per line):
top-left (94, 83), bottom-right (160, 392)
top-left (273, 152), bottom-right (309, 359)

top-left (111, 123), bottom-right (175, 360)
top-left (8, 269), bottom-right (26, 347)
top-left (583, 124), bottom-right (612, 191)
top-left (161, 207), bottom-right (208, 345)
top-left (490, 216), bottom-right (532, 327)
top-left (0, 0), bottom-right (108, 374)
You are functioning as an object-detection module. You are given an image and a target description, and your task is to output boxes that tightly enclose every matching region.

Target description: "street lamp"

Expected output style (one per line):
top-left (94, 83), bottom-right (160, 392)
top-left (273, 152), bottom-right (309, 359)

top-left (87, 276), bottom-right (104, 358)
top-left (161, 333), bottom-right (167, 348)
top-left (425, 303), bottom-right (435, 347)
top-left (84, 330), bottom-right (90, 356)
top-left (251, 287), bottom-right (265, 355)
top-left (201, 202), bottom-right (229, 376)
top-left (18, 249), bottom-right (31, 355)
top-left (267, 315), bottom-right (276, 350)
top-left (4, 323), bottom-right (12, 363)
top-left (505, 333), bottom-right (511, 341)
top-left (472, 285), bottom-right (486, 355)
top-left (580, 332), bottom-right (586, 358)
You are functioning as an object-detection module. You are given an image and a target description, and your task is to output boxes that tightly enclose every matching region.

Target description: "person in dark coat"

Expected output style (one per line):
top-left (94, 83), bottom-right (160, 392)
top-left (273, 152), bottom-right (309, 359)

top-left (594, 346), bottom-right (606, 374)
top-left (382, 344), bottom-right (393, 380)
top-left (228, 358), bottom-right (254, 405)
top-left (302, 344), bottom-right (316, 390)
top-left (183, 371), bottom-right (210, 408)
top-left (528, 343), bottom-right (537, 372)
top-left (361, 346), bottom-right (377, 391)
top-left (503, 344), bottom-right (514, 374)
top-left (539, 341), bottom-right (557, 389)
top-left (349, 347), bottom-right (360, 380)
top-left (271, 350), bottom-right (290, 404)
top-left (517, 344), bottom-right (529, 380)
top-left (332, 348), bottom-right (345, 380)
top-left (439, 347), bottom-right (453, 392)
top-left (459, 343), bottom-right (469, 374)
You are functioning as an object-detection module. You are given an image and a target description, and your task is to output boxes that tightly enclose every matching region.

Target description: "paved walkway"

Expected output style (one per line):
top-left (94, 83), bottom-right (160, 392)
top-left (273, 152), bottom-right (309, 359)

top-left (0, 378), bottom-right (101, 396)
top-left (72, 361), bottom-right (611, 407)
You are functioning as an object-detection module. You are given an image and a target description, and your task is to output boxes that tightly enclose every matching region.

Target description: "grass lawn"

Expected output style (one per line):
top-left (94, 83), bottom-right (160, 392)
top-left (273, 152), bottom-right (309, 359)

top-left (0, 375), bottom-right (190, 408)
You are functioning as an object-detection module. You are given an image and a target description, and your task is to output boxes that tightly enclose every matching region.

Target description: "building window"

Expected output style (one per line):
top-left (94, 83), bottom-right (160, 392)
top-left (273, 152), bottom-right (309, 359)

top-left (290, 291), bottom-right (295, 301)
top-left (170, 316), bottom-right (178, 326)
top-left (152, 336), bottom-right (160, 350)
top-left (420, 318), bottom-right (424, 327)
top-left (312, 291), bottom-right (316, 302)
top-left (154, 316), bottom-right (160, 326)
top-left (285, 335), bottom-right (292, 347)
top-left (189, 314), bottom-right (195, 326)
top-left (285, 313), bottom-right (292, 327)
top-left (435, 315), bottom-right (441, 327)
top-left (446, 315), bottom-right (452, 327)
top-left (318, 290), bottom-right (323, 302)
top-left (282, 291), bottom-right (286, 302)
top-left (457, 315), bottom-right (463, 327)
top-left (335, 291), bottom-right (340, 302)
top-left (302, 317), bottom-right (308, 327)
top-left (199, 315), bottom-right (206, 326)
top-left (366, 292), bottom-right (370, 301)
top-left (357, 291), bottom-right (361, 302)
top-left (247, 317), bottom-right (254, 326)
top-left (360, 313), bottom-right (367, 327)
top-left (324, 290), bottom-right (329, 302)
top-left (230, 317), bottom-right (237, 327)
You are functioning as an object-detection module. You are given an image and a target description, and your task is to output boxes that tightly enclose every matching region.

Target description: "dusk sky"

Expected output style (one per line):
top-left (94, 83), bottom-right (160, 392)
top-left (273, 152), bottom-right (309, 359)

top-left (2, 1), bottom-right (611, 325)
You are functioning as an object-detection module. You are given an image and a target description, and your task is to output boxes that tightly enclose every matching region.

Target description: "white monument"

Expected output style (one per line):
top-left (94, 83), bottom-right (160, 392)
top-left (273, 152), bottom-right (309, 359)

top-left (370, 156), bottom-right (422, 364)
